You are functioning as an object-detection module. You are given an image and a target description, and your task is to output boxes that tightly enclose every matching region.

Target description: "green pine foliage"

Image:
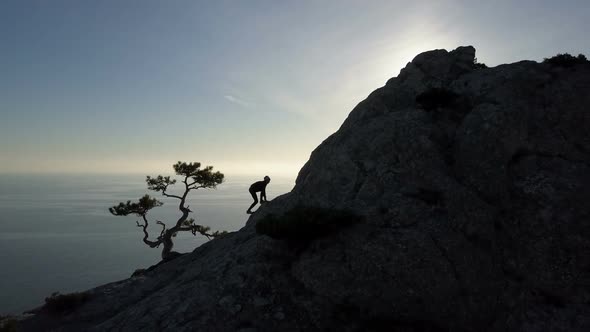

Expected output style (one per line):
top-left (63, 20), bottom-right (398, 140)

top-left (108, 194), bottom-right (163, 216)
top-left (543, 53), bottom-right (589, 67)
top-left (172, 161), bottom-right (224, 188)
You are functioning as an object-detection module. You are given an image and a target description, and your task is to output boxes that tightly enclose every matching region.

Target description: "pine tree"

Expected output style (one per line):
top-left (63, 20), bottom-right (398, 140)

top-left (109, 161), bottom-right (226, 260)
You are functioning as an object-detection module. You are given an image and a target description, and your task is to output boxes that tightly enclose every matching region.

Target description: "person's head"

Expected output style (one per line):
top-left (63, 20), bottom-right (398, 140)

top-left (264, 175), bottom-right (270, 183)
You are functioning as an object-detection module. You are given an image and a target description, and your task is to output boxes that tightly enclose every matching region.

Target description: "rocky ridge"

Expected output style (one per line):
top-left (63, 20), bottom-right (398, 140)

top-left (17, 46), bottom-right (590, 331)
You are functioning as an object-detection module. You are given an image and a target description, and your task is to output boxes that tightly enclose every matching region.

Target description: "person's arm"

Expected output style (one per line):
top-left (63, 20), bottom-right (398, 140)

top-left (261, 188), bottom-right (267, 202)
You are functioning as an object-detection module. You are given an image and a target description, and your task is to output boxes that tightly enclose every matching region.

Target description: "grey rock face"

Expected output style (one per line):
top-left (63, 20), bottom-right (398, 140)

top-left (19, 47), bottom-right (590, 332)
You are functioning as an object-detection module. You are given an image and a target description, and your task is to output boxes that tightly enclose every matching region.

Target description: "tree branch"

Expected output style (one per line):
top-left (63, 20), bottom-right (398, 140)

top-left (137, 215), bottom-right (162, 248)
top-left (172, 175), bottom-right (192, 229)
top-left (156, 220), bottom-right (167, 238)
top-left (162, 190), bottom-right (182, 200)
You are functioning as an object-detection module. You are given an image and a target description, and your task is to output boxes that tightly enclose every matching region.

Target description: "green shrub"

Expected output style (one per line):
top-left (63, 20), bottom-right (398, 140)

top-left (543, 53), bottom-right (589, 67)
top-left (416, 88), bottom-right (458, 111)
top-left (256, 206), bottom-right (360, 241)
top-left (44, 291), bottom-right (90, 314)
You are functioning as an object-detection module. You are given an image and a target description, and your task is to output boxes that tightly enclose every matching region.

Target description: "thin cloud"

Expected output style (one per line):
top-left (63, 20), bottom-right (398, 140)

top-left (224, 94), bottom-right (252, 108)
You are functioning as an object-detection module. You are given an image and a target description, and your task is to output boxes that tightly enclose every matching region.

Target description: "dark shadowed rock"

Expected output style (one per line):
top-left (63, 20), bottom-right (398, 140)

top-left (18, 46), bottom-right (590, 332)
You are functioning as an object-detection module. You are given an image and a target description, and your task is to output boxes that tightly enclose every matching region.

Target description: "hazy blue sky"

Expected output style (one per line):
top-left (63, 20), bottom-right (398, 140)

top-left (1, 0), bottom-right (589, 176)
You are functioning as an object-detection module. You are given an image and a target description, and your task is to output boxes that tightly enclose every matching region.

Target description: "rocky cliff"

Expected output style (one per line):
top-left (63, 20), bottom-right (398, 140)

top-left (17, 46), bottom-right (590, 331)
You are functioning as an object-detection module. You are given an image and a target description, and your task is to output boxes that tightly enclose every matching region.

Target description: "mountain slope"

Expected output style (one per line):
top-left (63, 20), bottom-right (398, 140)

top-left (18, 46), bottom-right (590, 332)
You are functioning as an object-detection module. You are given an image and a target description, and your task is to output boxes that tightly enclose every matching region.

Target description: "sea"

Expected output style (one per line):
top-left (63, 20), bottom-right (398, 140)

top-left (0, 173), bottom-right (295, 314)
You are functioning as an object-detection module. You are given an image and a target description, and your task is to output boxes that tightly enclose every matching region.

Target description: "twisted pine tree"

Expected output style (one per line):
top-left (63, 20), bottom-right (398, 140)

top-left (109, 161), bottom-right (226, 260)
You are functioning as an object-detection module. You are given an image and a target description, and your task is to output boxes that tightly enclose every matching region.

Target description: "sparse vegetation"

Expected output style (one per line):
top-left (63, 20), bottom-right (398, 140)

top-left (109, 161), bottom-right (227, 260)
top-left (0, 316), bottom-right (17, 332)
top-left (416, 88), bottom-right (459, 111)
top-left (543, 53), bottom-right (589, 67)
top-left (44, 292), bottom-right (91, 315)
top-left (256, 206), bottom-right (360, 242)
top-left (473, 57), bottom-right (487, 69)
top-left (131, 268), bottom-right (147, 277)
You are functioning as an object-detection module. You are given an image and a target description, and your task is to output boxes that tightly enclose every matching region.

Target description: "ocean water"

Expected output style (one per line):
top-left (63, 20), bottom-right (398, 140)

top-left (0, 174), bottom-right (294, 314)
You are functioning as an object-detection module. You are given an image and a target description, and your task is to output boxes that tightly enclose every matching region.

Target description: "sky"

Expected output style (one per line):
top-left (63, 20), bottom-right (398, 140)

top-left (1, 0), bottom-right (589, 177)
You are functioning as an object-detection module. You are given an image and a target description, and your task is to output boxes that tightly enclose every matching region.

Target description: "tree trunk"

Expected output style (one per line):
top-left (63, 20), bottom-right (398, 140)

top-left (160, 232), bottom-right (174, 260)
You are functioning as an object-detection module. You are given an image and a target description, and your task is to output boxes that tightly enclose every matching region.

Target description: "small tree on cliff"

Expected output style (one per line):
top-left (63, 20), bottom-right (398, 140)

top-left (109, 161), bottom-right (226, 260)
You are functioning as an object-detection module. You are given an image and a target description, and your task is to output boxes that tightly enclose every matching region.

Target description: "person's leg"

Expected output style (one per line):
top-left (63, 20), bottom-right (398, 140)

top-left (247, 190), bottom-right (258, 214)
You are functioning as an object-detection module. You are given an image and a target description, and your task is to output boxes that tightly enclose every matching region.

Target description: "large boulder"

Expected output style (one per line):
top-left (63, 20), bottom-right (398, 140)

top-left (18, 47), bottom-right (590, 332)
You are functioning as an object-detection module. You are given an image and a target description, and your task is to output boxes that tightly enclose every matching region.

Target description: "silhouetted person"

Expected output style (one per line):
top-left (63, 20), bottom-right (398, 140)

top-left (247, 176), bottom-right (270, 214)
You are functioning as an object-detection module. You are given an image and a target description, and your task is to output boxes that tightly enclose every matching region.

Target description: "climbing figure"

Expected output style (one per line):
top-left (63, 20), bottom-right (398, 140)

top-left (247, 176), bottom-right (271, 214)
